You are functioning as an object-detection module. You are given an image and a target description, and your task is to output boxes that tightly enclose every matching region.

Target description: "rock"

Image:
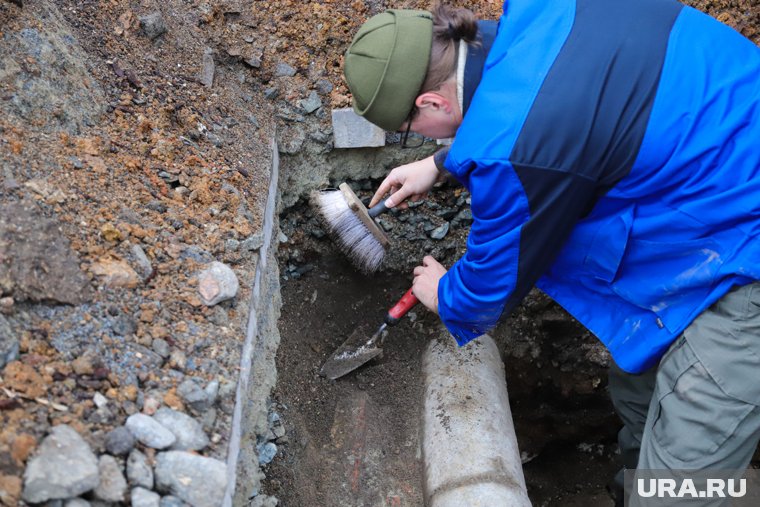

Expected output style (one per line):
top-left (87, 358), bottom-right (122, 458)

top-left (140, 12), bottom-right (167, 40)
top-left (112, 314), bottom-right (138, 336)
top-left (331, 108), bottom-right (385, 148)
top-left (168, 349), bottom-right (187, 371)
top-left (105, 426), bottom-right (135, 456)
top-left (126, 414), bottom-right (176, 449)
top-left (299, 91), bottom-right (321, 114)
top-left (71, 353), bottom-right (96, 376)
top-left (93, 392), bottom-right (108, 408)
top-left (197, 261), bottom-right (239, 306)
top-left (127, 449), bottom-right (154, 489)
top-left (257, 442), bottom-right (277, 465)
top-left (240, 233), bottom-right (264, 252)
top-left (177, 379), bottom-right (214, 413)
top-left (430, 223), bottom-right (450, 240)
top-left (0, 201), bottom-right (92, 304)
top-left (94, 455), bottom-right (127, 503)
top-left (315, 78), bottom-right (333, 95)
top-left (152, 338), bottom-right (171, 358)
top-left (132, 487), bottom-right (161, 507)
top-left (153, 408), bottom-right (209, 451)
top-left (154, 451), bottom-right (227, 507)
top-left (64, 498), bottom-right (91, 507)
top-left (90, 257), bottom-right (140, 288)
top-left (274, 62), bottom-right (296, 77)
top-left (131, 245), bottom-right (154, 280)
top-left (451, 208), bottom-right (473, 229)
top-left (199, 47), bottom-right (214, 88)
top-left (131, 488), bottom-right (161, 507)
top-left (250, 494), bottom-right (279, 507)
top-left (22, 425), bottom-right (99, 503)
top-left (0, 314), bottom-right (19, 369)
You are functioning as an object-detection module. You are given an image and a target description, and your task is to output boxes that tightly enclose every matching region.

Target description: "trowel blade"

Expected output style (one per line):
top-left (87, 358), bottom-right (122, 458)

top-left (320, 325), bottom-right (384, 380)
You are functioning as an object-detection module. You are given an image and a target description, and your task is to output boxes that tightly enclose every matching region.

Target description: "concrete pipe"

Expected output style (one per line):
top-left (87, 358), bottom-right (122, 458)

top-left (422, 334), bottom-right (531, 507)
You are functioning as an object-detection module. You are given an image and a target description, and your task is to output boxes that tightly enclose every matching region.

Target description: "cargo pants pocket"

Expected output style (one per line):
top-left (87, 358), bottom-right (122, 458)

top-left (648, 339), bottom-right (756, 465)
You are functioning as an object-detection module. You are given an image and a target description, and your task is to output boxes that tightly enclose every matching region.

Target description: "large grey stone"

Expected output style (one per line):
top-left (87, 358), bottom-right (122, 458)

top-left (153, 408), bottom-right (209, 451)
top-left (22, 425), bottom-right (99, 503)
top-left (93, 455), bottom-right (127, 503)
top-left (332, 108), bottom-right (385, 148)
top-left (126, 413), bottom-right (176, 449)
top-left (127, 449), bottom-right (154, 489)
top-left (132, 487), bottom-right (161, 507)
top-left (155, 451), bottom-right (227, 507)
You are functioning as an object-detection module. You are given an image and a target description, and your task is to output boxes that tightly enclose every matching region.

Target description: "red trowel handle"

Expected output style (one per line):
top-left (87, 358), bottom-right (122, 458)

top-left (384, 287), bottom-right (420, 326)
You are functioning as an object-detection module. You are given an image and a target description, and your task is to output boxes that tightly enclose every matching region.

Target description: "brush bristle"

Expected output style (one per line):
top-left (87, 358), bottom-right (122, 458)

top-left (312, 190), bottom-right (386, 273)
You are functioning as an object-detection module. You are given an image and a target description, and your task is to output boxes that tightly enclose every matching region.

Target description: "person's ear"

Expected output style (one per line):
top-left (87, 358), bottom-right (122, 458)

top-left (415, 92), bottom-right (452, 114)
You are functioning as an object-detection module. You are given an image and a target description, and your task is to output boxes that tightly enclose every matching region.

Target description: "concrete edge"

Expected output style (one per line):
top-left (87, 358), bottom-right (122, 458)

top-left (223, 138), bottom-right (282, 506)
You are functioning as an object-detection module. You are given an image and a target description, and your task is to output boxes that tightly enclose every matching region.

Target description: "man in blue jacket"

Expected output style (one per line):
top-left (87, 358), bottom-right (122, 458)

top-left (345, 0), bottom-right (760, 504)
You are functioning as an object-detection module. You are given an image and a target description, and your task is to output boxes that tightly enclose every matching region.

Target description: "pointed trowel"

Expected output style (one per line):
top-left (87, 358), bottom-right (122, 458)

top-left (320, 287), bottom-right (419, 380)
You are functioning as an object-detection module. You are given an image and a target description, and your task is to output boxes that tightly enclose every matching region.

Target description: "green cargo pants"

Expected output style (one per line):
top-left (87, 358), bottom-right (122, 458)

top-left (608, 282), bottom-right (760, 501)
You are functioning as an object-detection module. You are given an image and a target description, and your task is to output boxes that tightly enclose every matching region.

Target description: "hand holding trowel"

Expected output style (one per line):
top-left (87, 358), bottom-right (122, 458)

top-left (320, 287), bottom-right (419, 380)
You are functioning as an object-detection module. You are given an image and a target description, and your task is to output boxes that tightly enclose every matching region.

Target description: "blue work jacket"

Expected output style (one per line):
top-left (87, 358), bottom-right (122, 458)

top-left (439, 0), bottom-right (760, 373)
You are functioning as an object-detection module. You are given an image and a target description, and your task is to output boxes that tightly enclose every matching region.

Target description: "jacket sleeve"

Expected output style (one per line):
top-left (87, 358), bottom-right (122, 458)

top-left (437, 158), bottom-right (599, 345)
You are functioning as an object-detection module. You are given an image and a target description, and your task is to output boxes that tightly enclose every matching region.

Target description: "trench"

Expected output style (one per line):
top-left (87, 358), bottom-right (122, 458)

top-left (257, 167), bottom-right (624, 506)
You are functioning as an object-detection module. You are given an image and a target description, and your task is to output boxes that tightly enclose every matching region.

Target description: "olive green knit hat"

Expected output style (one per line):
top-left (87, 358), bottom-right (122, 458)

top-left (344, 9), bottom-right (433, 131)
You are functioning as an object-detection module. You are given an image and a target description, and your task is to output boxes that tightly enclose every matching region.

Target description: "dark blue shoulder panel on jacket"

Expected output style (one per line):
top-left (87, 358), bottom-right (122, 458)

top-left (504, 0), bottom-right (683, 316)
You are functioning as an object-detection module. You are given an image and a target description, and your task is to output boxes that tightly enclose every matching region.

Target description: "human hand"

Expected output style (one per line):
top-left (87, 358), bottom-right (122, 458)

top-left (412, 256), bottom-right (446, 314)
top-left (369, 154), bottom-right (440, 209)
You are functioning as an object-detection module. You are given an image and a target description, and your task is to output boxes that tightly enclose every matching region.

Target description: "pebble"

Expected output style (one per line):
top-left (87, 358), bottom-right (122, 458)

top-left (256, 442), bottom-right (277, 465)
top-left (299, 91), bottom-right (321, 114)
top-left (168, 349), bottom-right (187, 371)
top-left (315, 78), bottom-right (333, 95)
top-left (197, 261), bottom-right (239, 306)
top-left (65, 499), bottom-right (91, 507)
top-left (177, 379), bottom-right (214, 413)
top-left (153, 408), bottom-right (209, 451)
top-left (430, 223), bottom-right (450, 240)
top-left (274, 62), bottom-right (296, 77)
top-left (93, 392), bottom-right (108, 408)
top-left (451, 208), bottom-right (473, 229)
top-left (94, 455), bottom-right (127, 503)
top-left (131, 244), bottom-right (154, 279)
top-left (126, 413), bottom-right (176, 449)
top-left (127, 449), bottom-right (154, 489)
top-left (140, 12), bottom-right (167, 40)
top-left (240, 233), bottom-right (264, 251)
top-left (154, 451), bottom-right (227, 507)
top-left (72, 354), bottom-right (95, 376)
top-left (132, 487), bottom-right (161, 507)
top-left (22, 425), bottom-right (100, 504)
top-left (152, 338), bottom-right (171, 359)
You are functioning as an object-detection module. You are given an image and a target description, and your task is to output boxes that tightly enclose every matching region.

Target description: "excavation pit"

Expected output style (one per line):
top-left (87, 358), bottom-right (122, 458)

top-left (263, 193), bottom-right (626, 506)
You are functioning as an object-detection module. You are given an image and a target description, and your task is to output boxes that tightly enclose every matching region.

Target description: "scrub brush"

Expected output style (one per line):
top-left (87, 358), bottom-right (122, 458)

top-left (312, 183), bottom-right (391, 273)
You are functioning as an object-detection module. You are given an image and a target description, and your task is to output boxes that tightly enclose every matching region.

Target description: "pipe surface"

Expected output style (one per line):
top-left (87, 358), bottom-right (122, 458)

top-left (422, 334), bottom-right (531, 507)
